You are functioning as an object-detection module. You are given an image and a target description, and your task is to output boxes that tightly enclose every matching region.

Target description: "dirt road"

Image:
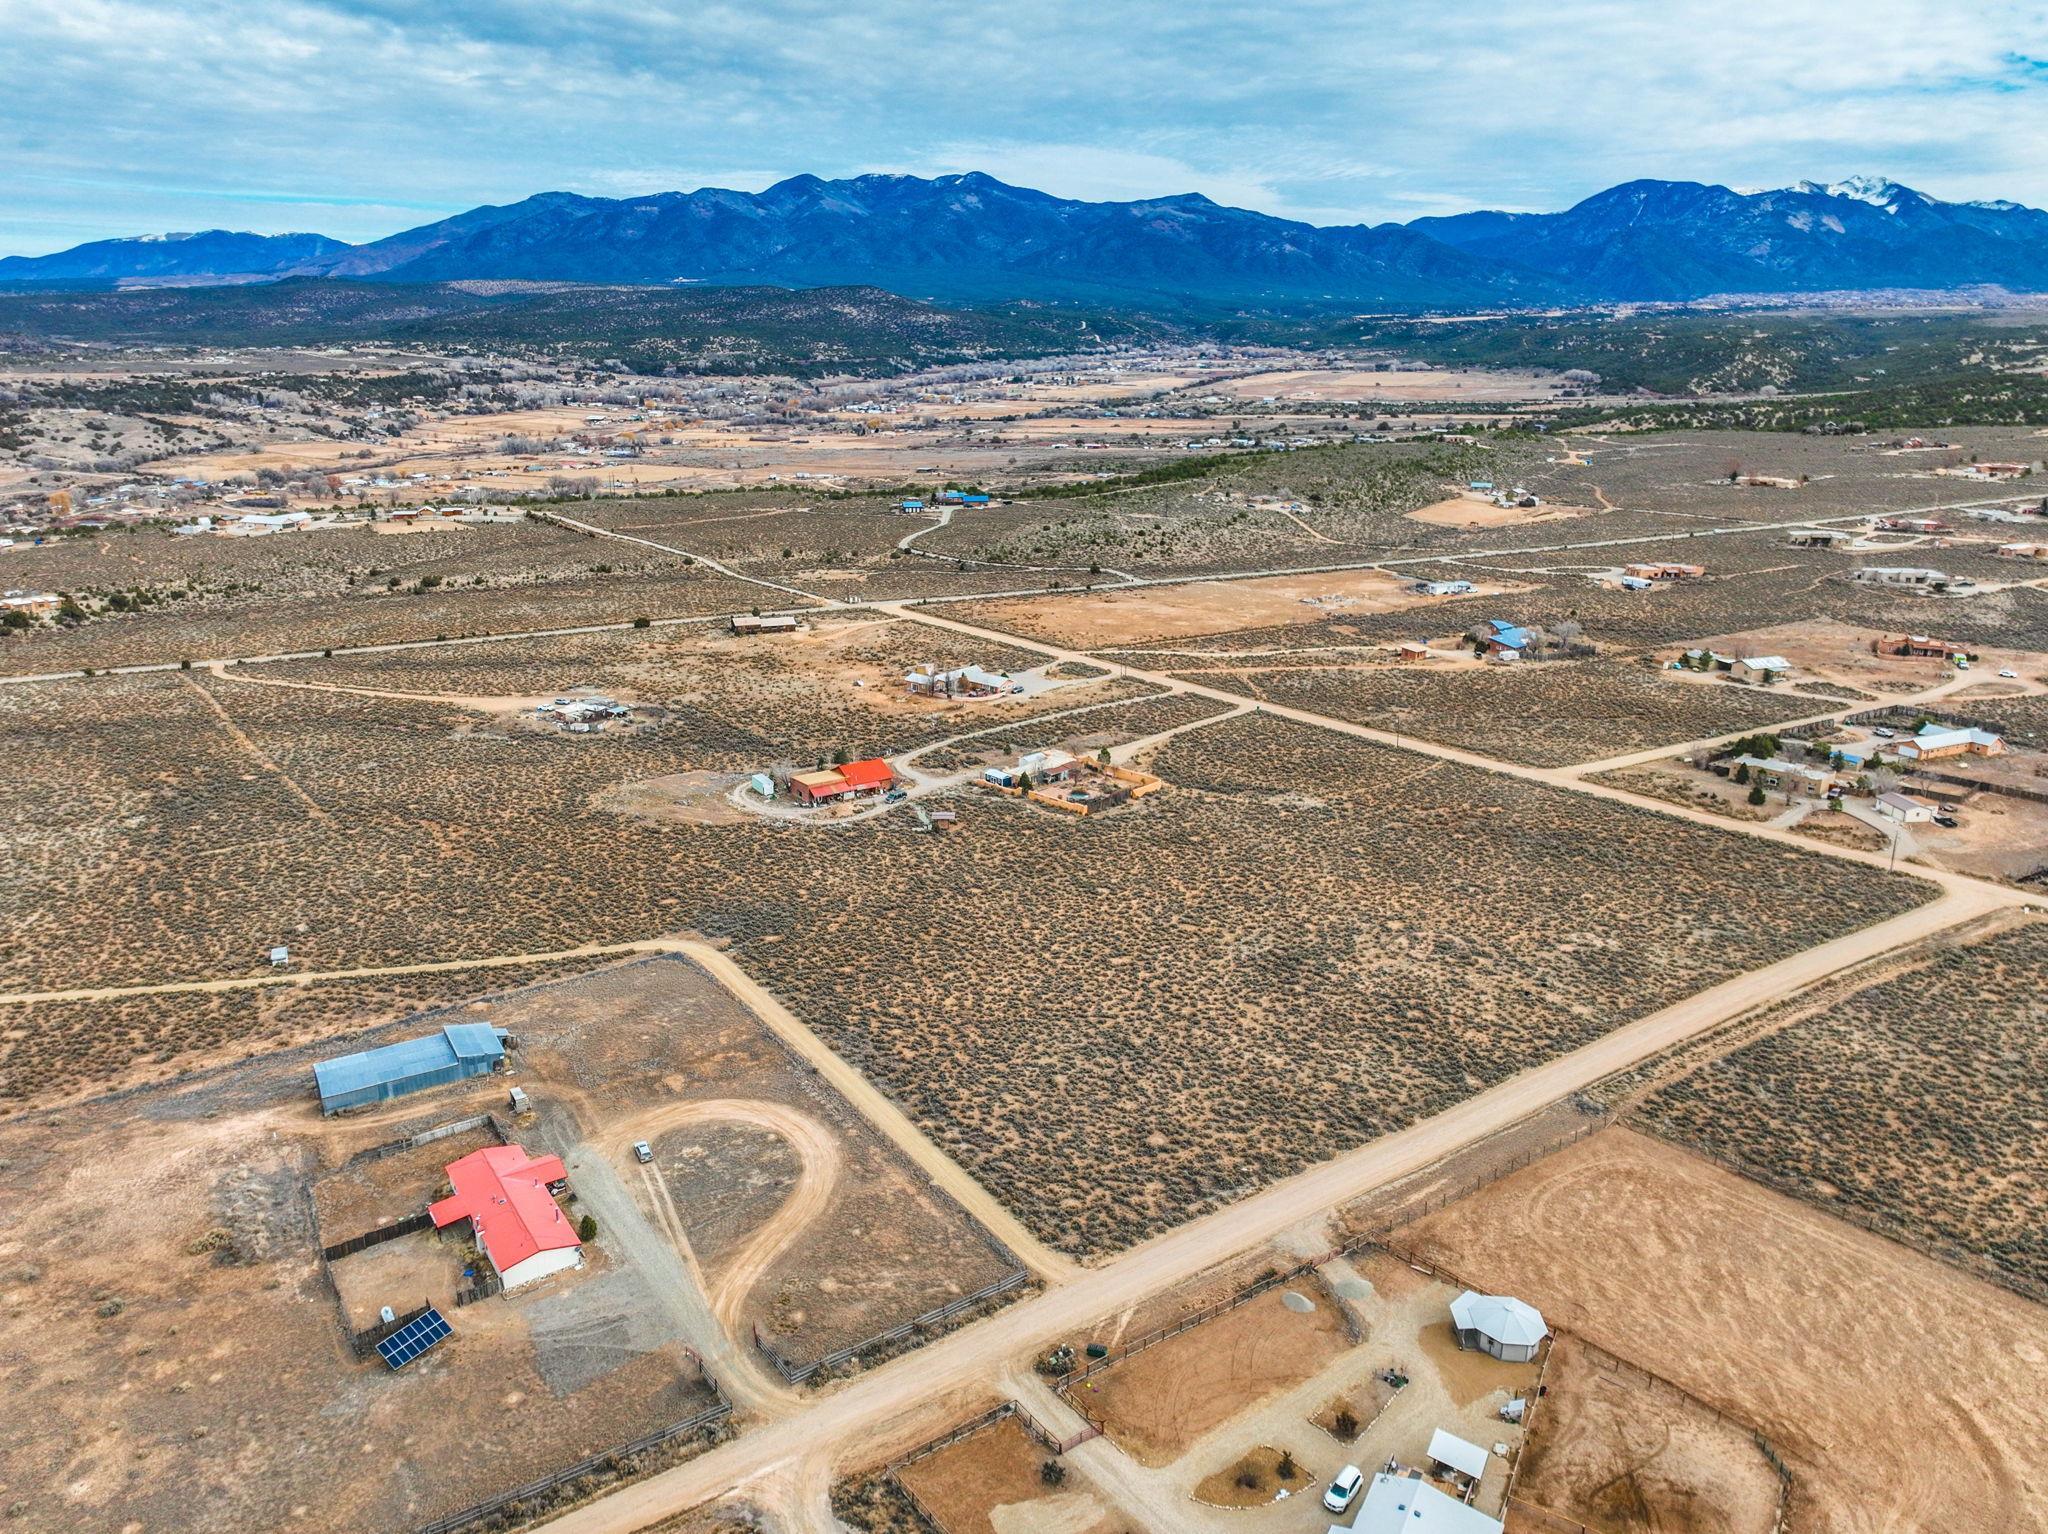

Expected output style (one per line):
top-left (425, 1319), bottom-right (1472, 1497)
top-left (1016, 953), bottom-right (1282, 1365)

top-left (674, 943), bottom-right (1079, 1285)
top-left (536, 883), bottom-right (2008, 1534)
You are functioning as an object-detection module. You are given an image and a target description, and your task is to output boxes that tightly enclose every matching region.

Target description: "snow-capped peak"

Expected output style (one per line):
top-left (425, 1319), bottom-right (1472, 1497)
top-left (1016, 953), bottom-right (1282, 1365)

top-left (1824, 175), bottom-right (1909, 206)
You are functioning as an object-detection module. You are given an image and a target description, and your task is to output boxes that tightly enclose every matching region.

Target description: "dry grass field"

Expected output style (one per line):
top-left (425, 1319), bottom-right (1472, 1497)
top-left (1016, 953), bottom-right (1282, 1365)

top-left (1397, 1128), bottom-right (2048, 1534)
top-left (0, 518), bottom-right (786, 674)
top-left (1164, 657), bottom-right (1834, 766)
top-left (1506, 1333), bottom-right (1783, 1534)
top-left (719, 713), bottom-right (1930, 1254)
top-left (950, 568), bottom-right (1520, 649)
top-left (1612, 918), bottom-right (2048, 1295)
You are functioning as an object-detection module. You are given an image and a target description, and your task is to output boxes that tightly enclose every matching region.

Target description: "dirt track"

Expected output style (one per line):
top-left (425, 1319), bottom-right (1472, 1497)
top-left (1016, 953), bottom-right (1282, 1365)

top-left (617, 1098), bottom-right (844, 1335)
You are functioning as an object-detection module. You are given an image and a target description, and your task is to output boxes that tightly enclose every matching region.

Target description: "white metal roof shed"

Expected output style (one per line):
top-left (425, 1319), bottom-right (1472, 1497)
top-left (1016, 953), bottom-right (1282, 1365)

top-left (1427, 1427), bottom-right (1490, 1481)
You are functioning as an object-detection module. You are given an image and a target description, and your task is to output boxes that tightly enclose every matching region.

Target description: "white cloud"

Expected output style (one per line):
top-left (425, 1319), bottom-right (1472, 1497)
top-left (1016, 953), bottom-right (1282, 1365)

top-left (3, 0), bottom-right (2047, 252)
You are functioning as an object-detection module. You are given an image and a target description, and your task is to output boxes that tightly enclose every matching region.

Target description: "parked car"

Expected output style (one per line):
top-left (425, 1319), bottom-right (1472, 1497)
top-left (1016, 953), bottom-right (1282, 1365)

top-left (1872, 726), bottom-right (1896, 738)
top-left (1934, 815), bottom-right (1960, 829)
top-left (632, 1140), bottom-right (653, 1164)
top-left (1324, 1465), bottom-right (1365, 1514)
top-left (2000, 667), bottom-right (2019, 679)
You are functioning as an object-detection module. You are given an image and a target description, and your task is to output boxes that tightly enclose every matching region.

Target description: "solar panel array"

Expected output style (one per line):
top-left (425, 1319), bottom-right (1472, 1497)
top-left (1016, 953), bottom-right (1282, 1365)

top-left (377, 1305), bottom-right (452, 1370)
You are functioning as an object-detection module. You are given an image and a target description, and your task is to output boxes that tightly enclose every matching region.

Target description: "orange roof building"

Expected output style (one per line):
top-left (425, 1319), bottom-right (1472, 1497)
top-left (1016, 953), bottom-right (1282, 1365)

top-left (429, 1143), bottom-right (581, 1290)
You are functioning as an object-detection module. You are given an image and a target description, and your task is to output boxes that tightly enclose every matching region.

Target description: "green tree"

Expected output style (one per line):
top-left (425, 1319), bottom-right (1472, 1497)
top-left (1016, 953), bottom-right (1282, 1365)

top-left (577, 1213), bottom-right (598, 1241)
top-left (1748, 782), bottom-right (1767, 806)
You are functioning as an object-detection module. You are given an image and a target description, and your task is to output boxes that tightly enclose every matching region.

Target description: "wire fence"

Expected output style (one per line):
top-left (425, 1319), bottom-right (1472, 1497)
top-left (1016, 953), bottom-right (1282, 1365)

top-left (753, 1269), bottom-right (1030, 1385)
top-left (414, 1358), bottom-right (731, 1534)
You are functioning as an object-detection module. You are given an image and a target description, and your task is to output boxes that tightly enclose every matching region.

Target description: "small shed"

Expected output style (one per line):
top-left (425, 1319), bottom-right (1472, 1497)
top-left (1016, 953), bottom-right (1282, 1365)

top-left (1426, 1427), bottom-right (1490, 1485)
top-left (267, 945), bottom-right (291, 968)
top-left (1449, 1289), bottom-right (1548, 1362)
top-left (313, 1024), bottom-right (509, 1115)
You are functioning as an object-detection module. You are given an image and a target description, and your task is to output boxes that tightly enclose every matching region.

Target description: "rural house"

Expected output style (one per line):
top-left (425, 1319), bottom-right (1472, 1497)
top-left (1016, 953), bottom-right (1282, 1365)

top-left (1872, 634), bottom-right (1962, 660)
top-left (906, 663), bottom-right (1011, 698)
top-left (1623, 561), bottom-right (1705, 581)
top-left (790, 757), bottom-right (896, 805)
top-left (429, 1144), bottom-right (580, 1291)
top-left (1730, 655), bottom-right (1792, 684)
top-left (1331, 1470), bottom-right (1503, 1534)
top-left (1892, 724), bottom-right (2005, 762)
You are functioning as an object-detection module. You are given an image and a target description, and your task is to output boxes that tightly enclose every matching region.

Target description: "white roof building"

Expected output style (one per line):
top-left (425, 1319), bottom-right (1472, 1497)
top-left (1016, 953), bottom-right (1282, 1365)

top-left (1331, 1472), bottom-right (1503, 1534)
top-left (1426, 1428), bottom-right (1490, 1483)
top-left (1449, 1290), bottom-right (1548, 1361)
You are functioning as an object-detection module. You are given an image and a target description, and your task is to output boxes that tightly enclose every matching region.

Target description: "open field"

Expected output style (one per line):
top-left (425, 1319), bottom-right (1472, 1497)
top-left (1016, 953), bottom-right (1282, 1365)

top-left (0, 516), bottom-right (786, 675)
top-left (1166, 656), bottom-right (1836, 767)
top-left (1202, 366), bottom-right (1566, 402)
top-left (723, 713), bottom-right (1931, 1254)
top-left (950, 567), bottom-right (1520, 648)
top-left (1608, 917), bottom-right (2048, 1295)
top-left (1397, 1128), bottom-right (2048, 1534)
top-left (1507, 1333), bottom-right (1782, 1534)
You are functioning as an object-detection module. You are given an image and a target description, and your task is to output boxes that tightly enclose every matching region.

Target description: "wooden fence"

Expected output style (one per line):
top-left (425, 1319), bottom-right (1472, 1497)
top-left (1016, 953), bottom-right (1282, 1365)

top-left (346, 1300), bottom-right (434, 1361)
top-left (322, 1209), bottom-right (432, 1261)
top-left (753, 1268), bottom-right (1029, 1385)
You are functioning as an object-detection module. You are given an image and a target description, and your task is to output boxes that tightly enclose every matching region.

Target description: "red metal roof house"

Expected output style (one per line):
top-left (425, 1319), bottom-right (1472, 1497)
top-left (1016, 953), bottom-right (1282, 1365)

top-left (429, 1143), bottom-right (582, 1291)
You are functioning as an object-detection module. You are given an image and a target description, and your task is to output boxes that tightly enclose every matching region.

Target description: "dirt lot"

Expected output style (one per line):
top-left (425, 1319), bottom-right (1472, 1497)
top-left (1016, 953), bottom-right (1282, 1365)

top-left (1207, 367), bottom-right (1564, 403)
top-left (1507, 1333), bottom-right (1782, 1534)
top-left (1679, 618), bottom-right (2046, 696)
top-left (1069, 1285), bottom-right (1351, 1466)
top-left (1399, 1129), bottom-right (2048, 1534)
top-left (955, 568), bottom-right (1518, 648)
top-left (1407, 494), bottom-right (1591, 528)
top-left (895, 1417), bottom-right (1120, 1534)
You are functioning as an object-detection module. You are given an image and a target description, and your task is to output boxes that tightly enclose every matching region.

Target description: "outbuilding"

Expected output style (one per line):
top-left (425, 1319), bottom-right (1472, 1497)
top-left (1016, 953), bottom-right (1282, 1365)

top-left (1449, 1289), bottom-right (1548, 1362)
top-left (1874, 791), bottom-right (1938, 824)
top-left (313, 1023), bottom-right (509, 1114)
top-left (1426, 1428), bottom-right (1490, 1486)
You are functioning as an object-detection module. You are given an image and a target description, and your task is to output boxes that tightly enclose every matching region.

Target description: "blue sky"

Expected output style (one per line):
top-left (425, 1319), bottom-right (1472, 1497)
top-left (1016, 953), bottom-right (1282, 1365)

top-left (5, 0), bottom-right (2047, 255)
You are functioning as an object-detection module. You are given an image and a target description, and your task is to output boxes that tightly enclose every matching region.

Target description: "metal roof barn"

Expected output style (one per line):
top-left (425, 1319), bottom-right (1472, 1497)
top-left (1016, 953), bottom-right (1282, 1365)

top-left (313, 1023), bottom-right (508, 1115)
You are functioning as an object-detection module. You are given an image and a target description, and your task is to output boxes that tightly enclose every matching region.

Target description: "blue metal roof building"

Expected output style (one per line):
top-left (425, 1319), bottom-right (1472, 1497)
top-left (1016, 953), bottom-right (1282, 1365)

top-left (313, 1024), bottom-right (509, 1115)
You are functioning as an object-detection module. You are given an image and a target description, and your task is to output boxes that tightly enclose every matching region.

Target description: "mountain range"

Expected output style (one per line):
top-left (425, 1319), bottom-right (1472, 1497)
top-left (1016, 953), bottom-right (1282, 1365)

top-left (6, 173), bottom-right (2047, 308)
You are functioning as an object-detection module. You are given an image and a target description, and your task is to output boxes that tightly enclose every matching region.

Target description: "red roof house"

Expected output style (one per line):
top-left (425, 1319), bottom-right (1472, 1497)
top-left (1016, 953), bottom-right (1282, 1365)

top-left (837, 758), bottom-right (895, 791)
top-left (429, 1143), bottom-right (582, 1290)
